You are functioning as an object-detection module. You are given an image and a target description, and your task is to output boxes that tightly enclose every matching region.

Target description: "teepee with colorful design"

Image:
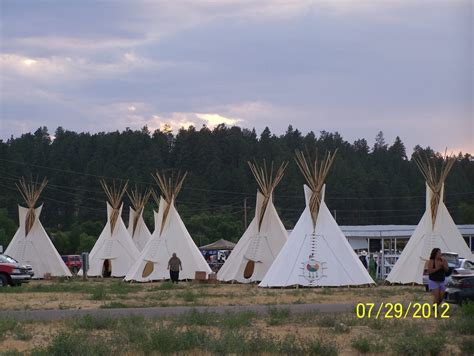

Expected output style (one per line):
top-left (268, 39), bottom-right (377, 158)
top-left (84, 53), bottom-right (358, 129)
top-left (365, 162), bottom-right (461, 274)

top-left (260, 149), bottom-right (374, 287)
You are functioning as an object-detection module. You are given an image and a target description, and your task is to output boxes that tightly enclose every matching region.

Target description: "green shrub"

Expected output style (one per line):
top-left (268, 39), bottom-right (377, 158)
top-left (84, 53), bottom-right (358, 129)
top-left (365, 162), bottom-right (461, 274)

top-left (223, 311), bottom-right (255, 328)
top-left (176, 310), bottom-right (255, 329)
top-left (351, 336), bottom-right (384, 354)
top-left (181, 290), bottom-right (198, 302)
top-left (458, 301), bottom-right (474, 317)
top-left (351, 336), bottom-right (371, 353)
top-left (315, 315), bottom-right (336, 328)
top-left (177, 310), bottom-right (216, 326)
top-left (143, 327), bottom-right (208, 353)
top-left (0, 351), bottom-right (23, 356)
top-left (267, 306), bottom-right (290, 326)
top-left (89, 287), bottom-right (107, 300)
top-left (449, 302), bottom-right (474, 335)
top-left (392, 328), bottom-right (445, 355)
top-left (108, 281), bottom-right (137, 295)
top-left (150, 281), bottom-right (183, 291)
top-left (0, 319), bottom-right (17, 334)
top-left (460, 337), bottom-right (474, 354)
top-left (212, 330), bottom-right (276, 354)
top-left (0, 319), bottom-right (31, 341)
top-left (306, 338), bottom-right (339, 355)
top-left (100, 302), bottom-right (129, 309)
top-left (278, 334), bottom-right (304, 354)
top-left (33, 332), bottom-right (109, 356)
top-left (12, 324), bottom-right (32, 341)
top-left (117, 316), bottom-right (150, 346)
top-left (451, 316), bottom-right (474, 335)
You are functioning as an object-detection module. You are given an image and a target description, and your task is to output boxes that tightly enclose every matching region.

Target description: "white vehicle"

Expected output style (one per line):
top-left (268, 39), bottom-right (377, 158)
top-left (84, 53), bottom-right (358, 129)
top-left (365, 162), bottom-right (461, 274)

top-left (451, 259), bottom-right (474, 277)
top-left (422, 253), bottom-right (474, 291)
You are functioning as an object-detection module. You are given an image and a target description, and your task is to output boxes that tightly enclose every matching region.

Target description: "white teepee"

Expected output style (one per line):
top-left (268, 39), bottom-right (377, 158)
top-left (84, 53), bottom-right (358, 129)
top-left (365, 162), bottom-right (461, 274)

top-left (5, 178), bottom-right (71, 278)
top-left (86, 181), bottom-right (140, 277)
top-left (387, 155), bottom-right (473, 284)
top-left (260, 150), bottom-right (374, 287)
top-left (127, 188), bottom-right (152, 251)
top-left (218, 161), bottom-right (288, 283)
top-left (125, 172), bottom-right (211, 282)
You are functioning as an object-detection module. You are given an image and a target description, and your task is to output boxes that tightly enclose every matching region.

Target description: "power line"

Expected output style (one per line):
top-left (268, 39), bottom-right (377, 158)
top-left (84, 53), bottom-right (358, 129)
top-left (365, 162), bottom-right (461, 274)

top-left (1, 157), bottom-right (473, 200)
top-left (0, 173), bottom-right (247, 208)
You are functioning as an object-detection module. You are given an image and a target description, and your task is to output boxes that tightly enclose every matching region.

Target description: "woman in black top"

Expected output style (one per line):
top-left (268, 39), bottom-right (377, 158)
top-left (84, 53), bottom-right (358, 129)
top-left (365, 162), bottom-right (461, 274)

top-left (425, 248), bottom-right (449, 306)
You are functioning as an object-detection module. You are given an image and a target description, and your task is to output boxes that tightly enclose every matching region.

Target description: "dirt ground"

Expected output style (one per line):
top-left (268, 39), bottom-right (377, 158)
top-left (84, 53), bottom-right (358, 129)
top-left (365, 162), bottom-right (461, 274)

top-left (0, 278), bottom-right (432, 311)
top-left (2, 279), bottom-right (471, 355)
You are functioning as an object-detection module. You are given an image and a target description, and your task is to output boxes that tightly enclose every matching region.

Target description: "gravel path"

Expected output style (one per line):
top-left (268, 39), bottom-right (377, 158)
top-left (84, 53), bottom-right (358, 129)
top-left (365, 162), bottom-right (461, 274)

top-left (0, 303), bottom-right (354, 321)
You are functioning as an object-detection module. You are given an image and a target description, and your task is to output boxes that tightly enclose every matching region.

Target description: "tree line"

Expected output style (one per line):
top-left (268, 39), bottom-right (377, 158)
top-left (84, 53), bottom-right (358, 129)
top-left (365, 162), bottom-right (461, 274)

top-left (0, 125), bottom-right (473, 254)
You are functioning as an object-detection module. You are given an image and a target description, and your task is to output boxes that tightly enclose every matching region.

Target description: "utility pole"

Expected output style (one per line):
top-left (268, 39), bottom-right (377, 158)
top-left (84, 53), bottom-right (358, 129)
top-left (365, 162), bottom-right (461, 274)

top-left (333, 209), bottom-right (337, 222)
top-left (244, 197), bottom-right (248, 229)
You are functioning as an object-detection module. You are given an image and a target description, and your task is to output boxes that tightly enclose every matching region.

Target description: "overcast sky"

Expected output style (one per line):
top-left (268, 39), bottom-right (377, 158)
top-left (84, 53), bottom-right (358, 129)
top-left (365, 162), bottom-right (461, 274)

top-left (1, 0), bottom-right (472, 154)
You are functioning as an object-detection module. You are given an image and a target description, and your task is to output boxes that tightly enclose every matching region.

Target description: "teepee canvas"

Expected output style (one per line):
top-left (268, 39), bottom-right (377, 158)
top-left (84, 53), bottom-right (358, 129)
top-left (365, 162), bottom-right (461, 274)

top-left (260, 150), bottom-right (374, 287)
top-left (127, 187), bottom-right (152, 251)
top-left (5, 178), bottom-right (71, 278)
top-left (386, 154), bottom-right (473, 284)
top-left (125, 171), bottom-right (211, 282)
top-left (218, 161), bottom-right (288, 283)
top-left (86, 180), bottom-right (140, 277)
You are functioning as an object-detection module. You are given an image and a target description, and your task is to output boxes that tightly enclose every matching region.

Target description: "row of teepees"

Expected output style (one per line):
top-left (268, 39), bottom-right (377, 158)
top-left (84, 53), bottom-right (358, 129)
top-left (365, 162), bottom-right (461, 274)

top-left (5, 150), bottom-right (473, 285)
top-left (218, 149), bottom-right (374, 287)
top-left (85, 172), bottom-right (212, 280)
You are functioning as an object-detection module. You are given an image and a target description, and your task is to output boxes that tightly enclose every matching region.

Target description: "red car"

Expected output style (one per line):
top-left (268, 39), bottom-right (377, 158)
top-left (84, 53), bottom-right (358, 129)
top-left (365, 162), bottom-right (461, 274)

top-left (61, 255), bottom-right (82, 274)
top-left (0, 254), bottom-right (33, 287)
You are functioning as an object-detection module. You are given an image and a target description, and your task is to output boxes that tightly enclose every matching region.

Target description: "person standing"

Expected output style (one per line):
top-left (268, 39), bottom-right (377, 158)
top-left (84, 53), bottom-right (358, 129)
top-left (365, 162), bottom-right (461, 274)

top-left (168, 252), bottom-right (182, 284)
top-left (426, 248), bottom-right (449, 306)
top-left (368, 254), bottom-right (377, 280)
top-left (359, 250), bottom-right (368, 269)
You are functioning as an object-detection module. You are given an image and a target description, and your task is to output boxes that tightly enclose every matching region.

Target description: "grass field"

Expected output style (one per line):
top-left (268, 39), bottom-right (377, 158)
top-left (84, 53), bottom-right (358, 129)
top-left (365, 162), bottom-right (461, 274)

top-left (1, 278), bottom-right (431, 310)
top-left (1, 279), bottom-right (473, 355)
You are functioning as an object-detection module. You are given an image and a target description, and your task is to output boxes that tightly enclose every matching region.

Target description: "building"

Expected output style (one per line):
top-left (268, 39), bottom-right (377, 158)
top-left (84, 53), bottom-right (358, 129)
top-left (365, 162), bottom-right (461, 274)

top-left (340, 225), bottom-right (474, 254)
top-left (287, 224), bottom-right (474, 279)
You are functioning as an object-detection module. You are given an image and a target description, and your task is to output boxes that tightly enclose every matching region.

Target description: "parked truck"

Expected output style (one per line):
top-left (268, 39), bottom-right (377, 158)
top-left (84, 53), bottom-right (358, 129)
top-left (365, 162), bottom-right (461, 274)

top-left (0, 254), bottom-right (33, 287)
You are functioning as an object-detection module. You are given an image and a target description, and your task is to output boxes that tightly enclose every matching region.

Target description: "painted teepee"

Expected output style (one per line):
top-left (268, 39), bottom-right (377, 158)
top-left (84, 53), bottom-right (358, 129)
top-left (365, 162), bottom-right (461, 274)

top-left (86, 180), bottom-right (140, 277)
top-left (127, 187), bottom-right (152, 251)
top-left (386, 154), bottom-right (473, 284)
top-left (260, 150), bottom-right (374, 287)
top-left (218, 161), bottom-right (288, 283)
top-left (5, 177), bottom-right (71, 278)
top-left (125, 171), bottom-right (211, 282)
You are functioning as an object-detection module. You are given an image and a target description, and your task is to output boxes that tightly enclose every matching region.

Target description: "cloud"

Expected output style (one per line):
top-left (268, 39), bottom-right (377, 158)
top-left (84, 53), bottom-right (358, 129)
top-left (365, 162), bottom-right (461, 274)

top-left (146, 112), bottom-right (242, 132)
top-left (2, 36), bottom-right (154, 56)
top-left (1, 54), bottom-right (69, 80)
top-left (82, 100), bottom-right (245, 133)
top-left (195, 113), bottom-right (241, 126)
top-left (0, 51), bottom-right (175, 90)
top-left (1, 0), bottom-right (472, 155)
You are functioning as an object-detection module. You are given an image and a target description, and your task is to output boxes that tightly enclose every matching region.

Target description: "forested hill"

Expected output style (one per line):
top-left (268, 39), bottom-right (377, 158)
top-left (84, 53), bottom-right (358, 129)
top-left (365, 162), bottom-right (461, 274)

top-left (0, 125), bottom-right (473, 254)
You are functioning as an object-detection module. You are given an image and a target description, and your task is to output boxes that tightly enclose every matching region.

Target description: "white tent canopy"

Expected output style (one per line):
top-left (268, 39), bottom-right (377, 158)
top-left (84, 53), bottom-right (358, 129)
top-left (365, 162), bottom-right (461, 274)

top-left (86, 203), bottom-right (140, 277)
top-left (6, 205), bottom-right (72, 278)
top-left (128, 207), bottom-right (151, 251)
top-left (125, 197), bottom-right (212, 281)
top-left (386, 184), bottom-right (474, 284)
top-left (260, 185), bottom-right (375, 287)
top-left (218, 192), bottom-right (288, 283)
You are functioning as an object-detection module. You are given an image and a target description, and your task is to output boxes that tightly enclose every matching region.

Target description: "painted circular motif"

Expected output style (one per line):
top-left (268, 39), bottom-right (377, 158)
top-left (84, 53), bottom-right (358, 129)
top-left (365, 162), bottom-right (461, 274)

top-left (306, 262), bottom-right (320, 272)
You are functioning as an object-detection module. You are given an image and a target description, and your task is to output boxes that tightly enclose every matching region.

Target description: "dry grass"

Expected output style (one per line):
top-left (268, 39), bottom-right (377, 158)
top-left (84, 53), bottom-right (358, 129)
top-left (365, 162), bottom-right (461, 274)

top-left (0, 305), bottom-right (472, 355)
top-left (0, 279), bottom-right (430, 311)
